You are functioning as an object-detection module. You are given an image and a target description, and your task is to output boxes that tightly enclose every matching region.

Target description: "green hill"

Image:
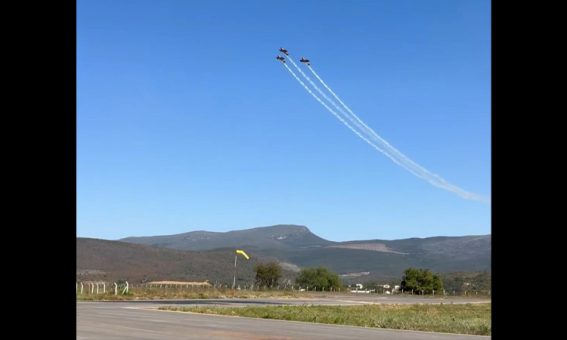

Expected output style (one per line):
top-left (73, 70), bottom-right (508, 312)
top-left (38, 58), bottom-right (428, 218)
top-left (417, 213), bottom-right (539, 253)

top-left (110, 225), bottom-right (490, 282)
top-left (77, 238), bottom-right (289, 284)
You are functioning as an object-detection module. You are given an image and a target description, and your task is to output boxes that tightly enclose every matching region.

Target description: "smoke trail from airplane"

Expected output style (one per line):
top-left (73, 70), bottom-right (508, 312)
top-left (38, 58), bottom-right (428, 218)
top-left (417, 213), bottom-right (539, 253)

top-left (287, 57), bottom-right (396, 160)
top-left (305, 65), bottom-right (489, 203)
top-left (281, 58), bottom-right (488, 203)
top-left (287, 58), bottom-right (350, 118)
top-left (282, 63), bottom-right (417, 171)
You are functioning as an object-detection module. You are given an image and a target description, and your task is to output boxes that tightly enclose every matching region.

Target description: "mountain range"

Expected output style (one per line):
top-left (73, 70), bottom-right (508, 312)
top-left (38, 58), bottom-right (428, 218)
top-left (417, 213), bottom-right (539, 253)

top-left (77, 224), bottom-right (490, 283)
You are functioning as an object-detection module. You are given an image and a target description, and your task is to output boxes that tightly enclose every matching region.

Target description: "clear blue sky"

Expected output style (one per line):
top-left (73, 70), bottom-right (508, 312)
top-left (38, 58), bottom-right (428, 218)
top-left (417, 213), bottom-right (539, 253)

top-left (77, 0), bottom-right (490, 242)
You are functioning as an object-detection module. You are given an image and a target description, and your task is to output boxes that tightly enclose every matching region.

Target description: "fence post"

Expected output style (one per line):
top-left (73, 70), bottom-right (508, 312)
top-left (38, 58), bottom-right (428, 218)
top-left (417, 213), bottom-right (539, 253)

top-left (91, 283), bottom-right (94, 294)
top-left (103, 283), bottom-right (106, 294)
top-left (114, 282), bottom-right (118, 295)
top-left (96, 283), bottom-right (99, 294)
top-left (432, 290), bottom-right (435, 296)
top-left (80, 282), bottom-right (83, 294)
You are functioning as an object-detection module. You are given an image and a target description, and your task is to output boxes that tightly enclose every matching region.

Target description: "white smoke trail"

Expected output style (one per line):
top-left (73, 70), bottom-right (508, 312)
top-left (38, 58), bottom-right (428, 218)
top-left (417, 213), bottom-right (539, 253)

top-left (282, 63), bottom-right (419, 173)
top-left (308, 65), bottom-right (430, 169)
top-left (282, 60), bottom-right (489, 203)
top-left (306, 66), bottom-right (489, 203)
top-left (288, 57), bottom-right (405, 169)
top-left (287, 58), bottom-right (348, 116)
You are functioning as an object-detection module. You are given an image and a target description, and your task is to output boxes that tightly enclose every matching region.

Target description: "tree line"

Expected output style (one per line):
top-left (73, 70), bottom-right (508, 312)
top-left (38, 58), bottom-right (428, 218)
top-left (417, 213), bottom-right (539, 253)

top-left (254, 262), bottom-right (341, 290)
top-left (254, 262), bottom-right (447, 295)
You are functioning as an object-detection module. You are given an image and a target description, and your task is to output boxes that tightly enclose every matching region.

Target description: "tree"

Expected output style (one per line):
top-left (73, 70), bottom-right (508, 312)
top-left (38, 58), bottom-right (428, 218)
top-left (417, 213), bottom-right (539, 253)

top-left (400, 268), bottom-right (443, 294)
top-left (254, 262), bottom-right (282, 288)
top-left (295, 267), bottom-right (341, 290)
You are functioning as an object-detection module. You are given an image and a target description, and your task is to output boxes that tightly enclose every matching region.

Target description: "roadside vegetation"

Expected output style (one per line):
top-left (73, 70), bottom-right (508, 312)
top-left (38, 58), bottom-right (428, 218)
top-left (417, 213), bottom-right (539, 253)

top-left (159, 303), bottom-right (491, 335)
top-left (295, 267), bottom-right (342, 291)
top-left (401, 268), bottom-right (443, 294)
top-left (77, 266), bottom-right (490, 300)
top-left (76, 287), bottom-right (306, 301)
top-left (254, 262), bottom-right (283, 288)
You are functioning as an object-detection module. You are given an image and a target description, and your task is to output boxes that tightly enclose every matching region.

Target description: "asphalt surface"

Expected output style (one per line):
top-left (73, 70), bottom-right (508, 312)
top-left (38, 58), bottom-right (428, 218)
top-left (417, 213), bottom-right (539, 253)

top-left (96, 294), bottom-right (489, 307)
top-left (78, 296), bottom-right (490, 339)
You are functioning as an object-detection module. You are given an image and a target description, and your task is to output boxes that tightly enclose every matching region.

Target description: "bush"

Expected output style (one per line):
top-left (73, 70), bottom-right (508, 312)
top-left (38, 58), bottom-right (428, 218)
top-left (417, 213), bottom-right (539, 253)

top-left (254, 262), bottom-right (282, 288)
top-left (400, 268), bottom-right (443, 294)
top-left (295, 267), bottom-right (341, 290)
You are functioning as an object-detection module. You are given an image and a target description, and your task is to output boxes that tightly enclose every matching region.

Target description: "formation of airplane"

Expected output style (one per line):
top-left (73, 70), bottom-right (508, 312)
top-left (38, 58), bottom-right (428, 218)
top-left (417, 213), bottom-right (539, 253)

top-left (300, 57), bottom-right (311, 66)
top-left (276, 48), bottom-right (311, 66)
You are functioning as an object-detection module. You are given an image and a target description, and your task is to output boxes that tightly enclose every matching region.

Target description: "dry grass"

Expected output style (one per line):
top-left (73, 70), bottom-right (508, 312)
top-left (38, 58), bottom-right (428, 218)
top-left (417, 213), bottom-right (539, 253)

top-left (76, 287), bottom-right (314, 300)
top-left (160, 303), bottom-right (491, 336)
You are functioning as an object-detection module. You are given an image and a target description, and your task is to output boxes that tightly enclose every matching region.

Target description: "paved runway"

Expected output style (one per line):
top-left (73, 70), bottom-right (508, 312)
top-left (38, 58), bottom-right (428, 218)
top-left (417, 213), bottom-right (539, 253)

top-left (99, 294), bottom-right (489, 307)
top-left (78, 298), bottom-right (490, 339)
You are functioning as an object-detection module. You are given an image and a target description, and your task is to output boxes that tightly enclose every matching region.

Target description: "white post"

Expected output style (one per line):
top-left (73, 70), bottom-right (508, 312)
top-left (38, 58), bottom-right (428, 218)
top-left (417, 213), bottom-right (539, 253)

top-left (91, 283), bottom-right (94, 294)
top-left (96, 283), bottom-right (99, 294)
top-left (80, 282), bottom-right (83, 294)
top-left (432, 289), bottom-right (435, 296)
top-left (76, 282), bottom-right (78, 293)
top-left (232, 255), bottom-right (237, 289)
top-left (114, 282), bottom-right (118, 295)
top-left (103, 283), bottom-right (106, 294)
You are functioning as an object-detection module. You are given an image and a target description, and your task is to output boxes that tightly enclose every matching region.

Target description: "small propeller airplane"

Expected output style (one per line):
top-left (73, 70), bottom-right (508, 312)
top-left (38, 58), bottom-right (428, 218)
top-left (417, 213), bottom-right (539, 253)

top-left (279, 47), bottom-right (289, 55)
top-left (276, 55), bottom-right (286, 63)
top-left (300, 57), bottom-right (311, 66)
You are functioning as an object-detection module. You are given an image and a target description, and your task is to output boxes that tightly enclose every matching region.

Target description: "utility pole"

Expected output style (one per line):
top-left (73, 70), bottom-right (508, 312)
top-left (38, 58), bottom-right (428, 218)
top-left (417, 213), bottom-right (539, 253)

top-left (232, 254), bottom-right (238, 289)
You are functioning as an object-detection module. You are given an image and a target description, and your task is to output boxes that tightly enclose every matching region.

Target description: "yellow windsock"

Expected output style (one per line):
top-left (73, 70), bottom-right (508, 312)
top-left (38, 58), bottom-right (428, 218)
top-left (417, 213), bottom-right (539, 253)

top-left (235, 249), bottom-right (250, 260)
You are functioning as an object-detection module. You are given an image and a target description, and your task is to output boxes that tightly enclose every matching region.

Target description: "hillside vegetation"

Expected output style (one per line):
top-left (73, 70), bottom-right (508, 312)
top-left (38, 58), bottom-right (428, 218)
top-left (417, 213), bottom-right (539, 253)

top-left (78, 225), bottom-right (490, 283)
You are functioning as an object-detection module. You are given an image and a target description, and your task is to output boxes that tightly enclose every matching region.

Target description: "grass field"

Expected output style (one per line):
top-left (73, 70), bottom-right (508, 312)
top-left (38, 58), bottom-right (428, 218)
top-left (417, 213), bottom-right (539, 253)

top-left (76, 287), bottom-right (307, 300)
top-left (76, 286), bottom-right (488, 301)
top-left (159, 303), bottom-right (491, 335)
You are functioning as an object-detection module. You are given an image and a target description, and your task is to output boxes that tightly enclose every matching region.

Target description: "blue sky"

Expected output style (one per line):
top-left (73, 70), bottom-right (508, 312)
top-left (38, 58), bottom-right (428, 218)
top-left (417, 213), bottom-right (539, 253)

top-left (77, 0), bottom-right (490, 242)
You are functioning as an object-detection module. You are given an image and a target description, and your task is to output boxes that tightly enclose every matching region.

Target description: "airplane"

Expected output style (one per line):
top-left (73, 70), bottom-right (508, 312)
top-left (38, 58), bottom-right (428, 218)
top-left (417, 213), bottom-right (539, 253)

top-left (276, 55), bottom-right (285, 63)
top-left (279, 48), bottom-right (289, 55)
top-left (300, 57), bottom-right (310, 66)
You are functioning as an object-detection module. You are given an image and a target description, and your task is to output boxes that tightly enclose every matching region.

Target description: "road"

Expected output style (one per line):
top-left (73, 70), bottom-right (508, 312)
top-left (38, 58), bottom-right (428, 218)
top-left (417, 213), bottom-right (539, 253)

top-left (94, 294), bottom-right (489, 307)
top-left (78, 297), bottom-right (490, 339)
